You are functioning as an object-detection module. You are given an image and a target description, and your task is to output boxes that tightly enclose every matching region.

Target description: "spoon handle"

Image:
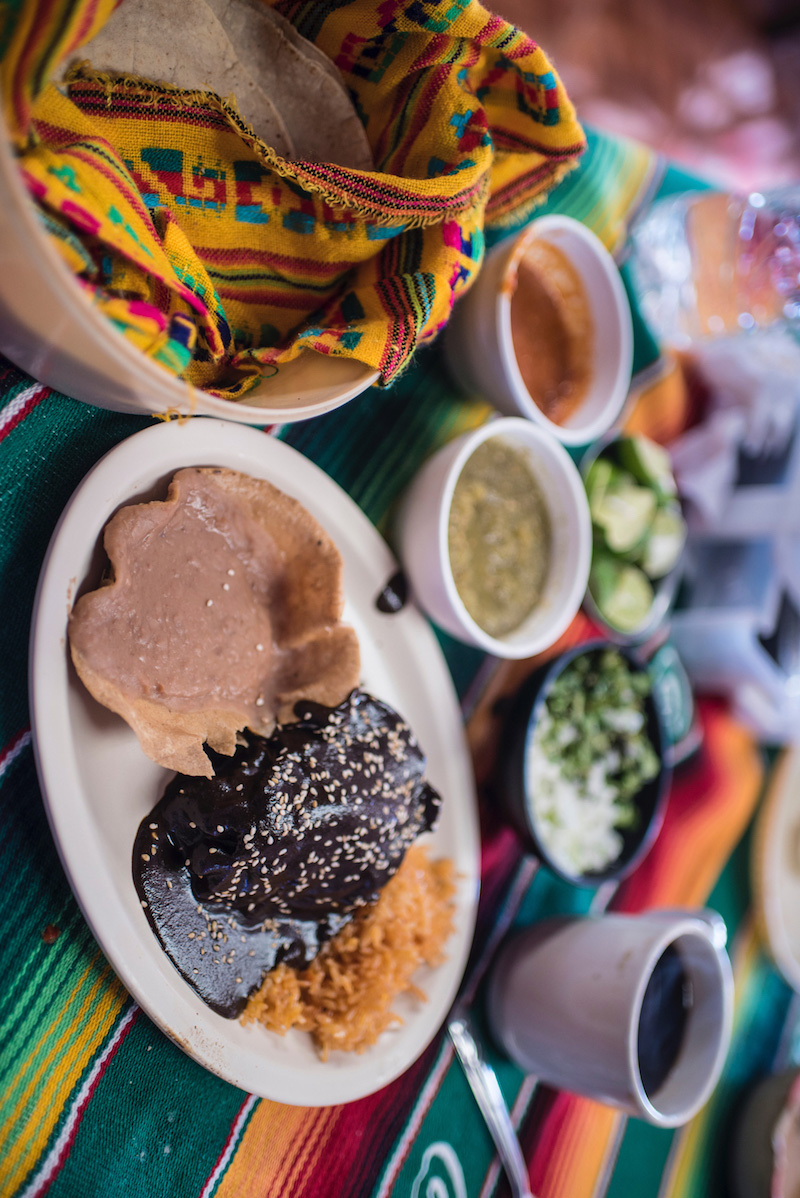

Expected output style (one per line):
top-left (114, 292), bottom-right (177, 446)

top-left (448, 1010), bottom-right (535, 1198)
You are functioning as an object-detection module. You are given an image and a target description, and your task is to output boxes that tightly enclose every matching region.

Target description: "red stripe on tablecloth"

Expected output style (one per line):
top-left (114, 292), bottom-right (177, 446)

top-left (0, 727), bottom-right (33, 781)
top-left (0, 386), bottom-right (49, 444)
top-left (197, 1094), bottom-right (258, 1198)
top-left (278, 1105), bottom-right (340, 1198)
top-left (335, 1041), bottom-right (447, 1198)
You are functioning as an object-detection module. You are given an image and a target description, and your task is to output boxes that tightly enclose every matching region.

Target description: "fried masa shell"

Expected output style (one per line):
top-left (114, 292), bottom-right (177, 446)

top-left (68, 467), bottom-right (361, 777)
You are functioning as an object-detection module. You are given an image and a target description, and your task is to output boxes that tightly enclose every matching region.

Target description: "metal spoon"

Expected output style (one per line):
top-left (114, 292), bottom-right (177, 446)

top-left (447, 855), bottom-right (540, 1198)
top-left (448, 1008), bottom-right (535, 1198)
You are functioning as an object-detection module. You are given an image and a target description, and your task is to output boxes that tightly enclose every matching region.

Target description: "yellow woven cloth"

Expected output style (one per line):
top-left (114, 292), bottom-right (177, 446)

top-left (2, 0), bottom-right (585, 398)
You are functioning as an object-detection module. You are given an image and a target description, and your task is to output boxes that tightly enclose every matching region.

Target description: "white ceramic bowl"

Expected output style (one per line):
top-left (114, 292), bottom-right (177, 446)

top-left (397, 417), bottom-right (592, 659)
top-left (443, 215), bottom-right (633, 447)
top-left (0, 98), bottom-right (377, 422)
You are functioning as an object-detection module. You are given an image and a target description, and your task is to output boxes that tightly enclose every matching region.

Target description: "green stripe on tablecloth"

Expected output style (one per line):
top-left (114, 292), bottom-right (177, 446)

top-left (280, 348), bottom-right (491, 532)
top-left (487, 126), bottom-right (662, 255)
top-left (0, 749), bottom-right (96, 1065)
top-left (0, 382), bottom-right (150, 751)
top-left (0, 680), bottom-right (258, 1198)
top-left (46, 1016), bottom-right (247, 1198)
top-left (0, 749), bottom-right (123, 1195)
top-left (0, 907), bottom-right (87, 1060)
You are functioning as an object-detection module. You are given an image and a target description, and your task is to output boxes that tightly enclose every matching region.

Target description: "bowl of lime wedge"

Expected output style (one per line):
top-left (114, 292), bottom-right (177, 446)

top-left (582, 435), bottom-right (687, 643)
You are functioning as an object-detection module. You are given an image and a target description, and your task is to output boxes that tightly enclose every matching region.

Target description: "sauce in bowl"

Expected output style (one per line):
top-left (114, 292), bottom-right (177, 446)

top-left (447, 439), bottom-right (551, 638)
top-left (509, 238), bottom-right (594, 427)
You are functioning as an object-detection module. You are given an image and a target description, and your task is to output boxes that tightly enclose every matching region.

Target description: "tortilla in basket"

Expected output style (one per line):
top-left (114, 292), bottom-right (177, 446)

top-left (74, 0), bottom-right (373, 168)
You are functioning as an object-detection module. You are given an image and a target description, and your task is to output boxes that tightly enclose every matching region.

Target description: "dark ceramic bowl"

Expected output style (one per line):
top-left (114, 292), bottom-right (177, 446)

top-left (494, 640), bottom-right (672, 887)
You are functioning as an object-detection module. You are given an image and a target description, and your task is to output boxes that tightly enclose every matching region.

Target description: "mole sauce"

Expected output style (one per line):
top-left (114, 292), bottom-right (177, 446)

top-left (133, 690), bottom-right (441, 1018)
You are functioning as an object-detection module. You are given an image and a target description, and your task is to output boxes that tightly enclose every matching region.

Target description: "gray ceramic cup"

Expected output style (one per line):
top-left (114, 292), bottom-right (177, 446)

top-left (487, 909), bottom-right (734, 1128)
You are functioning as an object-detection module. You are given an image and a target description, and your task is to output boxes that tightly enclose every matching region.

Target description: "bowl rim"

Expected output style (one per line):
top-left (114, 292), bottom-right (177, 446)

top-left (494, 214), bottom-right (634, 447)
top-left (434, 416), bottom-right (592, 659)
top-left (518, 638), bottom-right (673, 886)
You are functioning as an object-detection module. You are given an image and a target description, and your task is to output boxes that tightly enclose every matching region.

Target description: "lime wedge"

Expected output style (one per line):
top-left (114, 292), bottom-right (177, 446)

top-left (642, 504), bottom-right (687, 578)
top-left (585, 457), bottom-right (616, 509)
top-left (591, 483), bottom-right (657, 554)
top-left (588, 551), bottom-right (622, 609)
top-left (618, 436), bottom-right (677, 499)
top-left (593, 562), bottom-right (654, 632)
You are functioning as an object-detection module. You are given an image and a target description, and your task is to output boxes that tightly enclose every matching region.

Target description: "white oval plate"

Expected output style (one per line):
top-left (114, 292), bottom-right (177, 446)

top-left (753, 747), bottom-right (800, 992)
top-left (30, 418), bottom-right (480, 1105)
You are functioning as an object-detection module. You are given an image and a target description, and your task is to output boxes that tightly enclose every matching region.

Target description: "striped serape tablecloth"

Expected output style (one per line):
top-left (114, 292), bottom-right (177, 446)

top-left (1, 127), bottom-right (790, 1198)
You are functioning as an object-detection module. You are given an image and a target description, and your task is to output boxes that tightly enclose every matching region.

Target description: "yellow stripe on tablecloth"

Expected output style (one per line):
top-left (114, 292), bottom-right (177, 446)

top-left (213, 1101), bottom-right (331, 1198)
top-left (1, 958), bottom-right (127, 1193)
top-left (303, 1106), bottom-right (347, 1187)
top-left (549, 1102), bottom-right (619, 1198)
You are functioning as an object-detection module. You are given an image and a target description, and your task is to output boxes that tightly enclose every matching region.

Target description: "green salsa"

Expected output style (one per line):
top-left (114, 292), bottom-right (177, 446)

top-left (448, 439), bottom-right (551, 637)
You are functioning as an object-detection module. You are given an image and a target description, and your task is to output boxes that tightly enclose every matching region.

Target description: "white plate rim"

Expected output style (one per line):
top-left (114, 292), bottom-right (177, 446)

top-left (29, 417), bottom-right (480, 1105)
top-left (755, 747), bottom-right (800, 992)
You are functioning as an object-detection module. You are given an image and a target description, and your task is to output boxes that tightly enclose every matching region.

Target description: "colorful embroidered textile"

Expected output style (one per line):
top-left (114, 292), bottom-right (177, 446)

top-left (2, 0), bottom-right (584, 398)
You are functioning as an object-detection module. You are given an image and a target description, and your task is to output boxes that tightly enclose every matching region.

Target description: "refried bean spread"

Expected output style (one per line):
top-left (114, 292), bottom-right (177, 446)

top-left (509, 238), bottom-right (594, 426)
top-left (72, 470), bottom-right (279, 724)
top-left (68, 467), bottom-right (360, 776)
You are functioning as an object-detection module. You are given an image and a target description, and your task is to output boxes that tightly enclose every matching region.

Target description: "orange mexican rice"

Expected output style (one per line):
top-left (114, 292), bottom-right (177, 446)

top-left (242, 847), bottom-right (455, 1057)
